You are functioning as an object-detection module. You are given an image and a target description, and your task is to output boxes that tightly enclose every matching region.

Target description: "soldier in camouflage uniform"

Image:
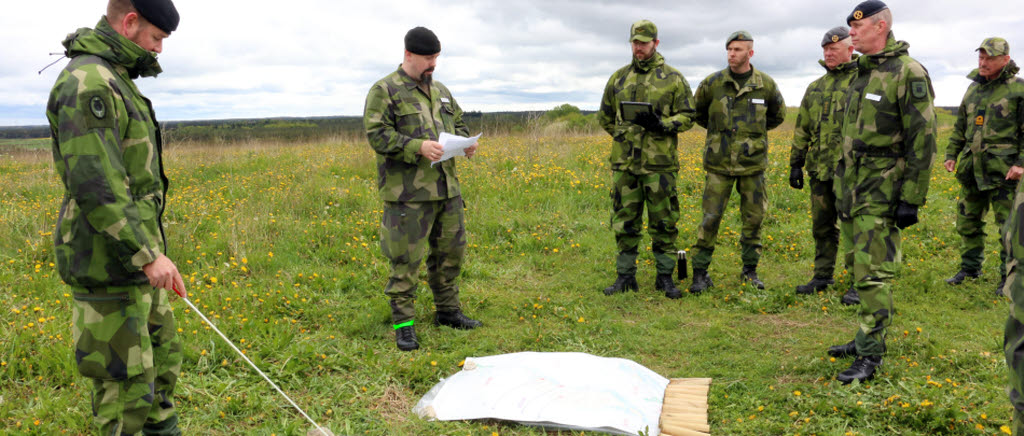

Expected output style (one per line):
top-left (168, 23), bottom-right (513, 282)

top-left (689, 30), bottom-right (786, 293)
top-left (791, 27), bottom-right (859, 296)
top-left (597, 19), bottom-right (696, 299)
top-left (1003, 164), bottom-right (1024, 436)
top-left (46, 1), bottom-right (185, 434)
top-left (826, 0), bottom-right (936, 384)
top-left (364, 27), bottom-right (482, 352)
top-left (944, 37), bottom-right (1024, 295)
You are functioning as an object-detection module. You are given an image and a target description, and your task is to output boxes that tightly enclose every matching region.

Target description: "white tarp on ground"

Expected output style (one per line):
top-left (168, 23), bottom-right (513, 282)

top-left (413, 352), bottom-right (668, 435)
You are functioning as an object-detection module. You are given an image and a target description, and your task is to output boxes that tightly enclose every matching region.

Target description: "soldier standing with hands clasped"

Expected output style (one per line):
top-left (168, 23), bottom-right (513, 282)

top-left (597, 19), bottom-right (696, 299)
top-left (364, 27), bottom-right (482, 352)
top-left (47, 0), bottom-right (185, 433)
top-left (790, 27), bottom-right (858, 296)
top-left (689, 30), bottom-right (785, 294)
top-left (944, 37), bottom-right (1024, 295)
top-left (827, 0), bottom-right (936, 384)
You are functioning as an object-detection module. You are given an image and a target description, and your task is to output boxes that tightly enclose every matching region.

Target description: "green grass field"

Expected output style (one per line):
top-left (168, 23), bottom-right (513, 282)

top-left (0, 122), bottom-right (1014, 435)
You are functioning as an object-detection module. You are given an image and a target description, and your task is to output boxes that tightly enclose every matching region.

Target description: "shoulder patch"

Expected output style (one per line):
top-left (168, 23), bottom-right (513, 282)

top-left (79, 90), bottom-right (116, 130)
top-left (89, 96), bottom-right (106, 119)
top-left (910, 79), bottom-right (928, 99)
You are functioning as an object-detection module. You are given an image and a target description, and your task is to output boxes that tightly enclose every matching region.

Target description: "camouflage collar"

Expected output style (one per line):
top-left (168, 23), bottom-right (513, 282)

top-left (632, 51), bottom-right (664, 72)
top-left (725, 66), bottom-right (763, 91)
top-left (968, 59), bottom-right (1020, 84)
top-left (857, 33), bottom-right (909, 70)
top-left (62, 17), bottom-right (162, 79)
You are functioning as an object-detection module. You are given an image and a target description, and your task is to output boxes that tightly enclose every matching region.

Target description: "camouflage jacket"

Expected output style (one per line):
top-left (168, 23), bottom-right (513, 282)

top-left (946, 60), bottom-right (1024, 191)
top-left (364, 67), bottom-right (468, 202)
top-left (1004, 184), bottom-right (1024, 295)
top-left (46, 18), bottom-right (168, 288)
top-left (835, 34), bottom-right (936, 219)
top-left (694, 66), bottom-right (786, 176)
top-left (790, 56), bottom-right (859, 181)
top-left (598, 52), bottom-right (695, 174)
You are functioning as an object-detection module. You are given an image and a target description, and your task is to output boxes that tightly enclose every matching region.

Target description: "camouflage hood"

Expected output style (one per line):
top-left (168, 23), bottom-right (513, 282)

top-left (967, 59), bottom-right (1021, 84)
top-left (857, 33), bottom-right (909, 70)
top-left (62, 17), bottom-right (162, 79)
top-left (632, 51), bottom-right (664, 73)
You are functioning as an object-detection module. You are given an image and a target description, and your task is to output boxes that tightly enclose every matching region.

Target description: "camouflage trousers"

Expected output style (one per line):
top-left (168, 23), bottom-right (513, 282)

top-left (808, 177), bottom-right (840, 279)
top-left (840, 215), bottom-right (901, 357)
top-left (692, 171), bottom-right (767, 270)
top-left (71, 284), bottom-right (182, 435)
top-left (609, 170), bottom-right (680, 275)
top-left (957, 181), bottom-right (1015, 276)
top-left (381, 197), bottom-right (465, 326)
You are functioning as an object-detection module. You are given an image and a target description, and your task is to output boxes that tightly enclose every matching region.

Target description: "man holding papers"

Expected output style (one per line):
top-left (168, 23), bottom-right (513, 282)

top-left (364, 26), bottom-right (481, 352)
top-left (598, 19), bottom-right (696, 299)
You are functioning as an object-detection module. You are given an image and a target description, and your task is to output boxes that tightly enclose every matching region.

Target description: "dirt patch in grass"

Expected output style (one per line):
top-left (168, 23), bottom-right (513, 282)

top-left (370, 384), bottom-right (413, 424)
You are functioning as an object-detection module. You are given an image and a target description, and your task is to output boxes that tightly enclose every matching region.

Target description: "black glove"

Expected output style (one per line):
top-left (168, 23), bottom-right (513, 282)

top-left (789, 166), bottom-right (804, 190)
top-left (894, 202), bottom-right (919, 229)
top-left (634, 111), bottom-right (666, 133)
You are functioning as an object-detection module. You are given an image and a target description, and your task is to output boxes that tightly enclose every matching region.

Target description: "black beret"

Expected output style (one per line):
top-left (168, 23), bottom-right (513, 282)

top-left (130, 0), bottom-right (179, 33)
top-left (405, 27), bottom-right (441, 56)
top-left (847, 0), bottom-right (888, 25)
top-left (821, 26), bottom-right (850, 47)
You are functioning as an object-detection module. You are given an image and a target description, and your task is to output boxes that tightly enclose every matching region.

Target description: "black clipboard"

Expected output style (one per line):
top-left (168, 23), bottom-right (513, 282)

top-left (619, 101), bottom-right (653, 122)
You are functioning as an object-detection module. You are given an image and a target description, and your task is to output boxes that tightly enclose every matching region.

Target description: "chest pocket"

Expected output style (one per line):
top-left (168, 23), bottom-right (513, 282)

top-left (393, 101), bottom-right (424, 136)
top-left (738, 93), bottom-right (768, 135)
top-left (440, 100), bottom-right (455, 134)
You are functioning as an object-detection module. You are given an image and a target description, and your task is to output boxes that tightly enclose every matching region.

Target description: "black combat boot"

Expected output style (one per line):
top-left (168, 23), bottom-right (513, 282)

top-left (435, 309), bottom-right (483, 330)
top-left (603, 274), bottom-right (639, 295)
top-left (996, 275), bottom-right (1007, 297)
top-left (836, 355), bottom-right (882, 384)
top-left (945, 269), bottom-right (981, 285)
top-left (689, 269), bottom-right (713, 294)
top-left (740, 265), bottom-right (765, 289)
top-left (827, 340), bottom-right (857, 358)
top-left (796, 277), bottom-right (834, 295)
top-left (142, 415), bottom-right (181, 436)
top-left (655, 274), bottom-right (682, 299)
top-left (841, 284), bottom-right (860, 305)
top-left (395, 325), bottom-right (419, 351)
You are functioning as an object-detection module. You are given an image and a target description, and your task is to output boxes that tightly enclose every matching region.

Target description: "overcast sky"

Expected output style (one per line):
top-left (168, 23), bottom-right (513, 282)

top-left (2, 0), bottom-right (1023, 126)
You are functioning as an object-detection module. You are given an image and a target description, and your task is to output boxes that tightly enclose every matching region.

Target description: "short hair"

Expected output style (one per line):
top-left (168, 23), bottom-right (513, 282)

top-left (728, 40), bottom-right (754, 51)
top-left (106, 0), bottom-right (137, 21)
top-left (871, 9), bottom-right (893, 33)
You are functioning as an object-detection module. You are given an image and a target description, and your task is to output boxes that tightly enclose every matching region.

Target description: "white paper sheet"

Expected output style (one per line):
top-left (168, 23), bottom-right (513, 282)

top-left (413, 352), bottom-right (668, 435)
top-left (431, 132), bottom-right (482, 166)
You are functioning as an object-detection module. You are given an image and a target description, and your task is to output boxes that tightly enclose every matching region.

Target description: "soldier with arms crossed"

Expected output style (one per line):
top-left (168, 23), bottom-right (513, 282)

top-left (944, 37), bottom-right (1024, 295)
top-left (827, 0), bottom-right (936, 384)
top-left (364, 27), bottom-right (482, 352)
top-left (47, 0), bottom-right (186, 433)
top-left (689, 30), bottom-right (785, 294)
top-left (597, 19), bottom-right (696, 299)
top-left (790, 27), bottom-right (859, 296)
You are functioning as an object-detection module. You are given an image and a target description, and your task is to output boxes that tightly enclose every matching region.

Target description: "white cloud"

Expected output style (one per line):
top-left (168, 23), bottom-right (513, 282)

top-left (2, 0), bottom-right (1024, 125)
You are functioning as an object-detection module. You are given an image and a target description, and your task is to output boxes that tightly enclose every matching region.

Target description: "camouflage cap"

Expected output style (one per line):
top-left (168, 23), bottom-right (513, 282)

top-left (977, 37), bottom-right (1010, 57)
top-left (630, 20), bottom-right (658, 43)
top-left (847, 0), bottom-right (888, 25)
top-left (821, 26), bottom-right (850, 47)
top-left (726, 30), bottom-right (753, 48)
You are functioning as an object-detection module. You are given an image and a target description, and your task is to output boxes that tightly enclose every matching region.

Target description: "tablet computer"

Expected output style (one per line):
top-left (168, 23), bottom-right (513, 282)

top-left (620, 101), bottom-right (653, 122)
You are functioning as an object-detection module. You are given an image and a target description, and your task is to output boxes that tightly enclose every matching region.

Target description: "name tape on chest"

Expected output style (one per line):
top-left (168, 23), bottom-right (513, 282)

top-left (441, 97), bottom-right (451, 104)
top-left (751, 98), bottom-right (765, 105)
top-left (865, 93), bottom-right (882, 102)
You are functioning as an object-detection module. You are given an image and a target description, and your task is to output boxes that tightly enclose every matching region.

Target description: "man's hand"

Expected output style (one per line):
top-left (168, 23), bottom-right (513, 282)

top-left (1007, 165), bottom-right (1024, 181)
top-left (465, 142), bottom-right (478, 159)
top-left (634, 111), bottom-right (666, 133)
top-left (418, 140), bottom-right (444, 162)
top-left (944, 159), bottom-right (956, 172)
top-left (894, 202), bottom-right (919, 229)
top-left (789, 166), bottom-right (804, 190)
top-left (143, 254), bottom-right (186, 297)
